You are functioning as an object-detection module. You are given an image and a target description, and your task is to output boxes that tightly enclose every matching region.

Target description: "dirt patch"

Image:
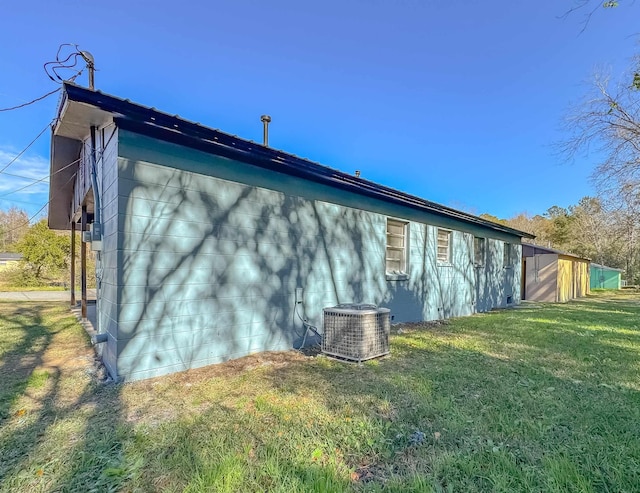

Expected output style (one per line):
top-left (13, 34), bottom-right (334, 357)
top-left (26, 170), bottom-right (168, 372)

top-left (393, 320), bottom-right (450, 333)
top-left (352, 462), bottom-right (389, 485)
top-left (120, 350), bottom-right (315, 425)
top-left (166, 350), bottom-right (311, 384)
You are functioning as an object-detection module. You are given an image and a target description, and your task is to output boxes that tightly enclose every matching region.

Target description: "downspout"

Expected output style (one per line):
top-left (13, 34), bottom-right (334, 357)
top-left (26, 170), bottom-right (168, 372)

top-left (90, 126), bottom-right (101, 229)
top-left (90, 125), bottom-right (102, 337)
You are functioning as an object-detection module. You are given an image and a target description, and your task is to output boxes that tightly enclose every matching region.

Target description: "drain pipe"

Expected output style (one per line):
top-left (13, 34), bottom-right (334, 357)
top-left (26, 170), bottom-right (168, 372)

top-left (91, 333), bottom-right (108, 345)
top-left (89, 126), bottom-right (102, 338)
top-left (89, 126), bottom-right (101, 235)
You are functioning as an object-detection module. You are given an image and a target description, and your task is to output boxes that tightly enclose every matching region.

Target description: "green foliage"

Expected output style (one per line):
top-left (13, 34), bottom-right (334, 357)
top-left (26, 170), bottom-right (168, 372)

top-left (483, 193), bottom-right (639, 284)
top-left (16, 219), bottom-right (70, 281)
top-left (0, 265), bottom-right (41, 288)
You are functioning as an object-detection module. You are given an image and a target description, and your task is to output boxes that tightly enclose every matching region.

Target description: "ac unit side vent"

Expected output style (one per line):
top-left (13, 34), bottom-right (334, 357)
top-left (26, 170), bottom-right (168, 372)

top-left (322, 304), bottom-right (390, 363)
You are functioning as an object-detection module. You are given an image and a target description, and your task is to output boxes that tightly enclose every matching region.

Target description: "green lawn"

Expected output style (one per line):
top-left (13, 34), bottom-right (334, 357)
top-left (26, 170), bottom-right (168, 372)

top-left (1, 293), bottom-right (639, 492)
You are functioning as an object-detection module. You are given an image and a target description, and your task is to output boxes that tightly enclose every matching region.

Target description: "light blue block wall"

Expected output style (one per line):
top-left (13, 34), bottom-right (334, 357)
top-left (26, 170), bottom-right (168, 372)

top-left (105, 130), bottom-right (522, 381)
top-left (94, 126), bottom-right (119, 378)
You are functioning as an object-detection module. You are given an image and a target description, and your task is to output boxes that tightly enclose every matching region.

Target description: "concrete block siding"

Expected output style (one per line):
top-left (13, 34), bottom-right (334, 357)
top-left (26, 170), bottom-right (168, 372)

top-left (97, 130), bottom-right (522, 381)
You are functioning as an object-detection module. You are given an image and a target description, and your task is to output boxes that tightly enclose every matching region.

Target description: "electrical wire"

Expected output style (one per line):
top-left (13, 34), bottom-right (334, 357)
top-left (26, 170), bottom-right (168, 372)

top-left (0, 169), bottom-right (78, 236)
top-left (293, 299), bottom-right (322, 350)
top-left (44, 44), bottom-right (89, 84)
top-left (0, 88), bottom-right (61, 112)
top-left (0, 121), bottom-right (52, 175)
top-left (1, 170), bottom-right (48, 181)
top-left (0, 125), bottom-right (116, 230)
top-left (0, 157), bottom-right (81, 198)
top-left (0, 196), bottom-right (40, 206)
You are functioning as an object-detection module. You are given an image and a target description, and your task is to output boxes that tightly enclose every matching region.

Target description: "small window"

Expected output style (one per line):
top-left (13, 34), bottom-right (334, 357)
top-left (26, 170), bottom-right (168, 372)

top-left (474, 237), bottom-right (485, 266)
top-left (503, 242), bottom-right (512, 267)
top-left (386, 219), bottom-right (408, 274)
top-left (437, 229), bottom-right (452, 263)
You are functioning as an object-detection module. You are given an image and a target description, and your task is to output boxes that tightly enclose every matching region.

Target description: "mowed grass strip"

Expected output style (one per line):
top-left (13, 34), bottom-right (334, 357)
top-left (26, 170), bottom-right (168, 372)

top-left (0, 292), bottom-right (639, 492)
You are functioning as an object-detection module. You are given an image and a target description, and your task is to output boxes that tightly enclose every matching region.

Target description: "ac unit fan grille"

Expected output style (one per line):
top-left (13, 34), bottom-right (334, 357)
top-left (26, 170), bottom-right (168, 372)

top-left (322, 305), bottom-right (390, 362)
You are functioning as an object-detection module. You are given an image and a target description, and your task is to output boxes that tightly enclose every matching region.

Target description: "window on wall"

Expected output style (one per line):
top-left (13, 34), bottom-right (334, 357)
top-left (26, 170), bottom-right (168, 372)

top-left (437, 229), bottom-right (452, 263)
top-left (386, 219), bottom-right (408, 274)
top-left (474, 237), bottom-right (485, 266)
top-left (503, 242), bottom-right (512, 267)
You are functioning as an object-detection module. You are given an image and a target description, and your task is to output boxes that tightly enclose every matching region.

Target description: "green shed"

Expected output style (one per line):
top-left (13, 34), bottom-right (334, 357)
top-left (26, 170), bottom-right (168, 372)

top-left (590, 263), bottom-right (623, 290)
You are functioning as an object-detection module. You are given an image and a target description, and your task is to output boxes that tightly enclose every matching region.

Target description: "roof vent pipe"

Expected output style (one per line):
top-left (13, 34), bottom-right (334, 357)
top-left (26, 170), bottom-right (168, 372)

top-left (260, 115), bottom-right (271, 147)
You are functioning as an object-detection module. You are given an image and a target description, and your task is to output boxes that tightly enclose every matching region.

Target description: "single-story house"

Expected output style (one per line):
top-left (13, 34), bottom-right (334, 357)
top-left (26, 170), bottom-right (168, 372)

top-left (522, 244), bottom-right (589, 302)
top-left (590, 263), bottom-right (623, 290)
top-left (49, 82), bottom-right (534, 381)
top-left (0, 252), bottom-right (23, 270)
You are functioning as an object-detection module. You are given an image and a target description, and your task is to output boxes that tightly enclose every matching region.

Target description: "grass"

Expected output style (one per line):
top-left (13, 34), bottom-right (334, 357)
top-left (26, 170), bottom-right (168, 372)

top-left (1, 292), bottom-right (639, 492)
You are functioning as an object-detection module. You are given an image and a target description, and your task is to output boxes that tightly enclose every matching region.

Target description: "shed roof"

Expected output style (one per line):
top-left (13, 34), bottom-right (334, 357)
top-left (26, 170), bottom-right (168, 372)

top-left (590, 263), bottom-right (624, 272)
top-left (522, 243), bottom-right (590, 262)
top-left (50, 83), bottom-right (535, 239)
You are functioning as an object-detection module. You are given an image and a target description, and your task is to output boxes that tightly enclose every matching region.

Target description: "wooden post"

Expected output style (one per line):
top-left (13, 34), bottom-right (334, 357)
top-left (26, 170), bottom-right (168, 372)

top-left (81, 206), bottom-right (87, 320)
top-left (70, 221), bottom-right (76, 306)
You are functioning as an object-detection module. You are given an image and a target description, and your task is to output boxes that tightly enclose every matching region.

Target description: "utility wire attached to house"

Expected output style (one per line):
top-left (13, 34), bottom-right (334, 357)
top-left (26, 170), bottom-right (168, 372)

top-left (0, 157), bottom-right (81, 198)
top-left (0, 124), bottom-right (116, 227)
top-left (0, 168), bottom-right (78, 235)
top-left (0, 120), bottom-right (53, 175)
top-left (44, 44), bottom-right (94, 88)
top-left (0, 43), bottom-right (93, 112)
top-left (0, 88), bottom-right (61, 112)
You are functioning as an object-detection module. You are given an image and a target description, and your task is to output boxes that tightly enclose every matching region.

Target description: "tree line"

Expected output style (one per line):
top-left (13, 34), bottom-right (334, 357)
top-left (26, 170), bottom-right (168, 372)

top-left (480, 193), bottom-right (639, 284)
top-left (486, 2), bottom-right (640, 285)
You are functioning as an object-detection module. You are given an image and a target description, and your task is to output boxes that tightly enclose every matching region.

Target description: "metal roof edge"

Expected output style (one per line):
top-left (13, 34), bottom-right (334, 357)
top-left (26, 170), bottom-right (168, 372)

top-left (523, 243), bottom-right (590, 261)
top-left (62, 83), bottom-right (535, 240)
top-left (590, 263), bottom-right (625, 272)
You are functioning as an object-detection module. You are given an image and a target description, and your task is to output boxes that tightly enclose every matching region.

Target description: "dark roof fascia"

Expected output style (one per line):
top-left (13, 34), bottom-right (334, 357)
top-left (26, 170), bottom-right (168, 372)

top-left (63, 83), bottom-right (535, 239)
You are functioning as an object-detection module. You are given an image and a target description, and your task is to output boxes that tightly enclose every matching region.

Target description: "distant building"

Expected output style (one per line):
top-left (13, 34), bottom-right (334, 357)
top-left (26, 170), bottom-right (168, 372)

top-left (522, 244), bottom-right (589, 302)
top-left (590, 263), bottom-right (623, 290)
top-left (0, 252), bottom-right (22, 270)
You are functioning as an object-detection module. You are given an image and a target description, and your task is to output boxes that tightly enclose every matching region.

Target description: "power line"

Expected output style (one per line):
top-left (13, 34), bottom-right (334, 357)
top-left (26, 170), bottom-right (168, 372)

top-left (0, 124), bottom-right (115, 198)
top-left (0, 121), bottom-right (52, 175)
top-left (44, 44), bottom-right (89, 84)
top-left (0, 169), bottom-right (78, 235)
top-left (0, 196), bottom-right (40, 206)
top-left (0, 157), bottom-right (80, 198)
top-left (0, 87), bottom-right (61, 112)
top-left (1, 170), bottom-right (49, 181)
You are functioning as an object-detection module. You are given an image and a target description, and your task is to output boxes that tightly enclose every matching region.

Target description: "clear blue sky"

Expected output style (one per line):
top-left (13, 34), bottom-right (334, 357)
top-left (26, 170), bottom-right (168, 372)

top-left (0, 0), bottom-right (638, 220)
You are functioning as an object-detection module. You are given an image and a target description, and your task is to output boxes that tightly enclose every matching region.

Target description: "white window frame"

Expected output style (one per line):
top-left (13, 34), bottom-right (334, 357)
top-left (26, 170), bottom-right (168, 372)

top-left (503, 242), bottom-right (513, 268)
top-left (474, 237), bottom-right (485, 266)
top-left (437, 228), bottom-right (452, 264)
top-left (386, 218), bottom-right (409, 278)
